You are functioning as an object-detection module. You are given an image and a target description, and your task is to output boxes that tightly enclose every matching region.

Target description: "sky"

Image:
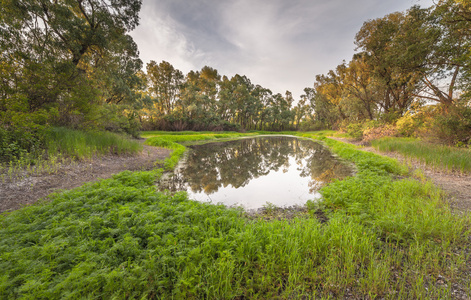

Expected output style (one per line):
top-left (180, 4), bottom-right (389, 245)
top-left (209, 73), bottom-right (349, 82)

top-left (130, 0), bottom-right (435, 99)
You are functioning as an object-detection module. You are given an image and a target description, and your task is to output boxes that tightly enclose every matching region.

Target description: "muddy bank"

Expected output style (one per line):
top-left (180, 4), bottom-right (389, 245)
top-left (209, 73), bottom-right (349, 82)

top-left (0, 144), bottom-right (170, 213)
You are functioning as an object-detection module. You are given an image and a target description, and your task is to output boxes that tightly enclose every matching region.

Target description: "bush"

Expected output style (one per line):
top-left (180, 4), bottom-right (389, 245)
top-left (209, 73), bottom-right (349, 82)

top-left (345, 122), bottom-right (365, 140)
top-left (342, 120), bottom-right (388, 141)
top-left (429, 104), bottom-right (471, 146)
top-left (145, 114), bottom-right (241, 132)
top-left (362, 124), bottom-right (397, 143)
top-left (0, 128), bottom-right (44, 162)
top-left (0, 105), bottom-right (52, 162)
top-left (299, 119), bottom-right (326, 131)
top-left (93, 104), bottom-right (141, 138)
top-left (395, 112), bottom-right (417, 137)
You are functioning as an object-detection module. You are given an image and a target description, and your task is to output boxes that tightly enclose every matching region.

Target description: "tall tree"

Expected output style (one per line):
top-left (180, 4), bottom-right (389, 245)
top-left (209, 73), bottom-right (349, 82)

top-left (146, 60), bottom-right (184, 115)
top-left (0, 0), bottom-right (143, 127)
top-left (355, 11), bottom-right (419, 117)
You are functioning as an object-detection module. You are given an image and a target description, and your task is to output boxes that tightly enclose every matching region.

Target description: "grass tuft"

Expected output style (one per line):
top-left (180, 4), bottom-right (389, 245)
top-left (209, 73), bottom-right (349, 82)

top-left (1, 127), bottom-right (142, 182)
top-left (372, 137), bottom-right (471, 173)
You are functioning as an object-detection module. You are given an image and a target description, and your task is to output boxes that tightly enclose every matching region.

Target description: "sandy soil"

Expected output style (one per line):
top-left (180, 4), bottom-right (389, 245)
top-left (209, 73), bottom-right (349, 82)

top-left (0, 144), bottom-right (171, 213)
top-left (330, 137), bottom-right (471, 214)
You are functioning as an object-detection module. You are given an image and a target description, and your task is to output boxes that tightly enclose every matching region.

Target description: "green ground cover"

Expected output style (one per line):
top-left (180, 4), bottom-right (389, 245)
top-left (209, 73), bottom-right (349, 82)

top-left (371, 137), bottom-right (471, 173)
top-left (1, 131), bottom-right (469, 299)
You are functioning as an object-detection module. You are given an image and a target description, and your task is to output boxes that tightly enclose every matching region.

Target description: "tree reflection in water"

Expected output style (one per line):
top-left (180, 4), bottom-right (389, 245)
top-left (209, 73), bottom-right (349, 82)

top-left (162, 136), bottom-right (352, 209)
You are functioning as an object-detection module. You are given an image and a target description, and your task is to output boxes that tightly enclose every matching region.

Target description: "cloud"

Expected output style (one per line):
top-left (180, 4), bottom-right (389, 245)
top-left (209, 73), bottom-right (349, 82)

top-left (130, 1), bottom-right (205, 71)
top-left (131, 0), bottom-right (435, 98)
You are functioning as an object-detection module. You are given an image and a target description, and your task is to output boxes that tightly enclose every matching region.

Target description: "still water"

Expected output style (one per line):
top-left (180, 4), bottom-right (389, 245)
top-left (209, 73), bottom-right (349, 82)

top-left (161, 136), bottom-right (353, 210)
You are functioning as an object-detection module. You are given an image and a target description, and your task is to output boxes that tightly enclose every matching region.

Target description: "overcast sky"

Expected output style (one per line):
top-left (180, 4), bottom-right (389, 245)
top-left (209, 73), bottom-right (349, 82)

top-left (130, 0), bottom-right (434, 99)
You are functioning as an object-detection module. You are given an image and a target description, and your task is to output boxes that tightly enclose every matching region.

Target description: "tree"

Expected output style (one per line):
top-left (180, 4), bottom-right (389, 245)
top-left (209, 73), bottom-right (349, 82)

top-left (342, 55), bottom-right (378, 120)
top-left (356, 4), bottom-right (470, 108)
top-left (0, 0), bottom-right (143, 128)
top-left (146, 60), bottom-right (184, 115)
top-left (355, 11), bottom-right (420, 117)
top-left (313, 70), bottom-right (346, 127)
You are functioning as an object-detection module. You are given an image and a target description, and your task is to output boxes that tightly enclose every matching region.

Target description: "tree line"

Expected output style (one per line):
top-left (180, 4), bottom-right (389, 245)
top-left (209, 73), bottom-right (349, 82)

top-left (1, 0), bottom-right (470, 161)
top-left (140, 61), bottom-right (311, 131)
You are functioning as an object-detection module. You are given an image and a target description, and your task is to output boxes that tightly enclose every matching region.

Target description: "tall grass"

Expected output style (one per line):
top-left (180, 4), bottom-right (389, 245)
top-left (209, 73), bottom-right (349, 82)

top-left (0, 127), bottom-right (142, 182)
top-left (372, 137), bottom-right (471, 173)
top-left (1, 131), bottom-right (470, 298)
top-left (46, 127), bottom-right (142, 159)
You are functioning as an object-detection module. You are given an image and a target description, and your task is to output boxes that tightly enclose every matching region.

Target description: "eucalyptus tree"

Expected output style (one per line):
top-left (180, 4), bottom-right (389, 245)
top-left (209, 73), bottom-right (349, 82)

top-left (146, 60), bottom-right (184, 115)
top-left (251, 85), bottom-right (271, 130)
top-left (355, 11), bottom-right (420, 118)
top-left (293, 94), bottom-right (311, 129)
top-left (356, 4), bottom-right (470, 108)
top-left (217, 75), bottom-right (237, 122)
top-left (178, 67), bottom-right (221, 125)
top-left (432, 0), bottom-right (471, 102)
top-left (0, 0), bottom-right (143, 127)
top-left (313, 70), bottom-right (347, 126)
top-left (231, 74), bottom-right (254, 128)
top-left (282, 91), bottom-right (295, 129)
top-left (341, 55), bottom-right (378, 120)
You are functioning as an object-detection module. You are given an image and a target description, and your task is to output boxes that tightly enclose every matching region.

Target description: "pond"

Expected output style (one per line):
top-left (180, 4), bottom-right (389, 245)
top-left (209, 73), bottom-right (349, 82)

top-left (160, 136), bottom-right (353, 210)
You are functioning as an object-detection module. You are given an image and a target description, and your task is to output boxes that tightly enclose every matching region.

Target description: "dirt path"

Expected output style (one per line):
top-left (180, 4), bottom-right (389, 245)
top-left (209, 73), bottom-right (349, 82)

top-left (330, 137), bottom-right (471, 213)
top-left (0, 143), bottom-right (171, 213)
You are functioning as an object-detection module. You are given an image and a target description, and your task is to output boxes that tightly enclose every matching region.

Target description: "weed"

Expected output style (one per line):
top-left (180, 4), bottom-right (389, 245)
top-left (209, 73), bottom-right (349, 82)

top-left (1, 131), bottom-right (469, 298)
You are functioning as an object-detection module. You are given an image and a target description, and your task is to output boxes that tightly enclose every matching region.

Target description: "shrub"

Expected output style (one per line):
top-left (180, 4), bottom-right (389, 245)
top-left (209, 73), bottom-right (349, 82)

top-left (299, 119), bottom-right (326, 131)
top-left (0, 105), bottom-right (52, 162)
top-left (345, 122), bottom-right (365, 140)
top-left (92, 105), bottom-right (142, 138)
top-left (0, 128), bottom-right (43, 162)
top-left (362, 124), bottom-right (397, 143)
top-left (395, 112), bottom-right (417, 137)
top-left (429, 104), bottom-right (471, 146)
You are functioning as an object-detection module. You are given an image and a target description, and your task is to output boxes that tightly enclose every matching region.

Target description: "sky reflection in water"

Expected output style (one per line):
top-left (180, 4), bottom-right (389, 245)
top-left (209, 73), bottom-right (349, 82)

top-left (162, 136), bottom-right (352, 210)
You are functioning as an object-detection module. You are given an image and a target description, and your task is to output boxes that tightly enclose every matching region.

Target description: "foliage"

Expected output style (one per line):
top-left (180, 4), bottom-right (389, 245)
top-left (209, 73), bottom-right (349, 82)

top-left (0, 128), bottom-right (44, 163)
top-left (310, 1), bottom-right (471, 132)
top-left (1, 133), bottom-right (469, 298)
top-left (395, 112), bottom-right (420, 137)
top-left (362, 124), bottom-right (398, 143)
top-left (429, 104), bottom-right (471, 146)
top-left (91, 104), bottom-right (142, 138)
top-left (140, 64), bottom-right (298, 131)
top-left (0, 0), bottom-right (145, 149)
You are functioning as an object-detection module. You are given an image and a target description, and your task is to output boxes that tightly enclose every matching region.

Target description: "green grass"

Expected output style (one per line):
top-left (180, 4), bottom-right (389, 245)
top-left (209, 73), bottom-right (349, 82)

top-left (46, 127), bottom-right (142, 159)
top-left (143, 132), bottom-right (257, 170)
top-left (372, 137), bottom-right (471, 173)
top-left (1, 127), bottom-right (142, 182)
top-left (1, 131), bottom-right (470, 298)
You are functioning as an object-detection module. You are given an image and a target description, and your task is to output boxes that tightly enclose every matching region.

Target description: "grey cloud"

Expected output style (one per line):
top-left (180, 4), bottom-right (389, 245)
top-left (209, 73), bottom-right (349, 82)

top-left (131, 0), bottom-right (434, 98)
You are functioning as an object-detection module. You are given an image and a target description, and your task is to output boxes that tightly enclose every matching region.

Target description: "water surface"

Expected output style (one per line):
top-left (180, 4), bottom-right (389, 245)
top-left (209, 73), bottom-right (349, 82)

top-left (162, 136), bottom-right (352, 210)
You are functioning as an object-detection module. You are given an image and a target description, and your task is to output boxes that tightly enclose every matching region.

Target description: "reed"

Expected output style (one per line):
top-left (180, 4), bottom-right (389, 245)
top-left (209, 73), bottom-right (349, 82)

top-left (372, 137), bottom-right (471, 173)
